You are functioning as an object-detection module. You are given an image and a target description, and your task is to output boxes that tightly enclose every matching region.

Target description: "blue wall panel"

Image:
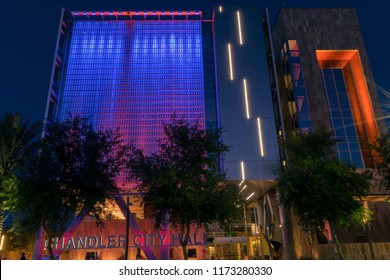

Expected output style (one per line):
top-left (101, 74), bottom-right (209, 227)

top-left (59, 20), bottom-right (206, 188)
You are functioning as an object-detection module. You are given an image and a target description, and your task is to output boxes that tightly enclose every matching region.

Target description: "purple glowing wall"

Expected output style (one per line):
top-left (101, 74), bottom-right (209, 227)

top-left (59, 20), bottom-right (206, 188)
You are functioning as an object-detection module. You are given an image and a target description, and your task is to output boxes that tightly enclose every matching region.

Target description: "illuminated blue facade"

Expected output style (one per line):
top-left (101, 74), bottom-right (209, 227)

top-left (45, 8), bottom-right (279, 189)
top-left (60, 20), bottom-right (205, 155)
top-left (45, 13), bottom-right (213, 189)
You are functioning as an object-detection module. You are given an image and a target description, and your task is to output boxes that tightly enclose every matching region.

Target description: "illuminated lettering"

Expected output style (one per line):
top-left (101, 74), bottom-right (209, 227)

top-left (87, 236), bottom-right (98, 248)
top-left (76, 236), bottom-right (87, 249)
top-left (118, 235), bottom-right (126, 248)
top-left (52, 237), bottom-right (64, 250)
top-left (134, 234), bottom-right (144, 246)
top-left (149, 234), bottom-right (156, 246)
top-left (43, 232), bottom-right (205, 251)
top-left (193, 234), bottom-right (203, 245)
top-left (64, 237), bottom-right (76, 250)
top-left (98, 236), bottom-right (106, 248)
top-left (171, 234), bottom-right (181, 246)
top-left (107, 236), bottom-right (117, 248)
top-left (158, 233), bottom-right (167, 245)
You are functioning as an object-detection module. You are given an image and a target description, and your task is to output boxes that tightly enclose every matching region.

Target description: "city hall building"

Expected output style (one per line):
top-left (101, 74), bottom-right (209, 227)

top-left (36, 3), bottom-right (390, 260)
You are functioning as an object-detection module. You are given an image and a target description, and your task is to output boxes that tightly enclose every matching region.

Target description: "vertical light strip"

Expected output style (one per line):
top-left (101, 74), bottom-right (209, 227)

top-left (237, 11), bottom-right (243, 45)
top-left (257, 117), bottom-right (264, 157)
top-left (228, 43), bottom-right (233, 80)
top-left (219, 6), bottom-right (223, 12)
top-left (243, 79), bottom-right (250, 119)
top-left (0, 235), bottom-right (4, 250)
top-left (241, 161), bottom-right (245, 180)
top-left (239, 184), bottom-right (247, 193)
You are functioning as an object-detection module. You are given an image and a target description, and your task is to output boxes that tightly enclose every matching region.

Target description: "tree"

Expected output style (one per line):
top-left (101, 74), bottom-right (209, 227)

top-left (0, 113), bottom-right (41, 178)
top-left (12, 115), bottom-right (128, 259)
top-left (129, 115), bottom-right (242, 259)
top-left (372, 134), bottom-right (390, 195)
top-left (0, 113), bottom-right (41, 247)
top-left (276, 129), bottom-right (372, 259)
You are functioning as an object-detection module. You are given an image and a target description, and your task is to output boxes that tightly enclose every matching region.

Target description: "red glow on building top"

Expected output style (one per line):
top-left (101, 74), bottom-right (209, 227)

top-left (70, 11), bottom-right (203, 21)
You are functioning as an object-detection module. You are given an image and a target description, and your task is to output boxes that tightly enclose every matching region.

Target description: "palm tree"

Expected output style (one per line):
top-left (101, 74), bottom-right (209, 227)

top-left (0, 113), bottom-right (41, 177)
top-left (0, 113), bottom-right (41, 240)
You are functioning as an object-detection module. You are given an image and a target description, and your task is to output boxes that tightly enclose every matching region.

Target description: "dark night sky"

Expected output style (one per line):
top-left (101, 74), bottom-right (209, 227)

top-left (1, 0), bottom-right (389, 125)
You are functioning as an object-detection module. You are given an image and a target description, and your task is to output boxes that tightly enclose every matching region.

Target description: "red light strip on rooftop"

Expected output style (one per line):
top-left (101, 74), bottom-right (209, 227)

top-left (71, 11), bottom-right (202, 20)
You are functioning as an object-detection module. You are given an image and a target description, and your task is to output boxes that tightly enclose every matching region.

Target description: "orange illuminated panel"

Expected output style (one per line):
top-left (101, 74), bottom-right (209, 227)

top-left (316, 50), bottom-right (379, 167)
top-left (316, 50), bottom-right (355, 61)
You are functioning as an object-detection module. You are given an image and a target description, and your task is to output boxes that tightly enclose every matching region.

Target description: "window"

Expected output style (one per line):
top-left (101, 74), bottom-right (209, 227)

top-left (85, 252), bottom-right (99, 260)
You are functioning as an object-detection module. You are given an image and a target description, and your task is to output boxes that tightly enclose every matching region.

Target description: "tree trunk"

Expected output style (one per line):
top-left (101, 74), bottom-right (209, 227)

top-left (32, 227), bottom-right (44, 260)
top-left (181, 243), bottom-right (188, 260)
top-left (46, 235), bottom-right (55, 260)
top-left (180, 224), bottom-right (191, 260)
top-left (306, 229), bottom-right (314, 259)
top-left (329, 223), bottom-right (343, 260)
top-left (0, 209), bottom-right (4, 239)
top-left (277, 189), bottom-right (295, 259)
top-left (364, 225), bottom-right (376, 260)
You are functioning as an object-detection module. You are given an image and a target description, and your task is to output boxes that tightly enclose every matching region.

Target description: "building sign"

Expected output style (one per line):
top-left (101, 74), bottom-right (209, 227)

top-left (44, 233), bottom-right (206, 250)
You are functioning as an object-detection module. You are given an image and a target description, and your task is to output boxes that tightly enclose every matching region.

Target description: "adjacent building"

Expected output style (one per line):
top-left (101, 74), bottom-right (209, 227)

top-left (266, 8), bottom-right (390, 259)
top-left (270, 8), bottom-right (385, 168)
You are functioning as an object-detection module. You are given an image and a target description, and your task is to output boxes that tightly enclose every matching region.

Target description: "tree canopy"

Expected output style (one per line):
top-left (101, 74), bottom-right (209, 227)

top-left (372, 134), bottom-right (390, 194)
top-left (276, 129), bottom-right (371, 255)
top-left (12, 115), bottom-right (128, 259)
top-left (128, 115), bottom-right (242, 259)
top-left (0, 113), bottom-right (41, 178)
top-left (0, 113), bottom-right (41, 251)
top-left (278, 156), bottom-right (371, 231)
